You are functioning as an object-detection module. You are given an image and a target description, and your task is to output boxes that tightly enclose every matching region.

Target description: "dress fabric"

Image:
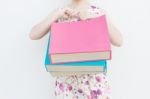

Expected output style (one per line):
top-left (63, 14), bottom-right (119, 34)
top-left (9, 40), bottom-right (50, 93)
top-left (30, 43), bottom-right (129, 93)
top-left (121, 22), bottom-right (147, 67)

top-left (54, 5), bottom-right (110, 99)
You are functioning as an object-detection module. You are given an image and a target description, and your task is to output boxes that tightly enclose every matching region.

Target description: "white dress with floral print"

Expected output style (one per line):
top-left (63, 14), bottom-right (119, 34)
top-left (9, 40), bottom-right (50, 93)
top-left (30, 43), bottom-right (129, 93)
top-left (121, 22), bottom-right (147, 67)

top-left (54, 5), bottom-right (110, 99)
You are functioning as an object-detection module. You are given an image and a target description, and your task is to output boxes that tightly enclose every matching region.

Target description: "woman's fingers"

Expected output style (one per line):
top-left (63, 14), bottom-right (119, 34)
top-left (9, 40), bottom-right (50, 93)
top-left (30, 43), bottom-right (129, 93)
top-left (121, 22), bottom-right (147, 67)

top-left (64, 8), bottom-right (78, 18)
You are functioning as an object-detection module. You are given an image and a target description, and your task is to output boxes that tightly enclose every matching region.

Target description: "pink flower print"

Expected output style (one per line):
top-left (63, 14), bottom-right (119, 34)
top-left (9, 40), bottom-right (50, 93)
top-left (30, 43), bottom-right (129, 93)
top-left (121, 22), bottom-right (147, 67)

top-left (90, 89), bottom-right (102, 99)
top-left (103, 76), bottom-right (106, 79)
top-left (55, 81), bottom-right (58, 86)
top-left (97, 89), bottom-right (102, 95)
top-left (91, 90), bottom-right (97, 99)
top-left (59, 83), bottom-right (64, 92)
top-left (78, 89), bottom-right (83, 93)
top-left (91, 6), bottom-right (96, 9)
top-left (83, 76), bottom-right (86, 79)
top-left (85, 80), bottom-right (89, 85)
top-left (67, 84), bottom-right (72, 91)
top-left (95, 76), bottom-right (101, 82)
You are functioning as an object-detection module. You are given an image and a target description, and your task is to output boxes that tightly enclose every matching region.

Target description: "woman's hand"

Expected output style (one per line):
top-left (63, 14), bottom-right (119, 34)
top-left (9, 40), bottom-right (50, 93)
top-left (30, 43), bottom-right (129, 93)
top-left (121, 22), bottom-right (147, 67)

top-left (29, 7), bottom-right (78, 40)
top-left (56, 7), bottom-right (78, 19)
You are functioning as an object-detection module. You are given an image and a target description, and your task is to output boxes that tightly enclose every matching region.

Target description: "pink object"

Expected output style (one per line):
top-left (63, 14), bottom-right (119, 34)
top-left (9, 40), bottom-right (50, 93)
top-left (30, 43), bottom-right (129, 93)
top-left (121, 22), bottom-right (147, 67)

top-left (49, 15), bottom-right (111, 64)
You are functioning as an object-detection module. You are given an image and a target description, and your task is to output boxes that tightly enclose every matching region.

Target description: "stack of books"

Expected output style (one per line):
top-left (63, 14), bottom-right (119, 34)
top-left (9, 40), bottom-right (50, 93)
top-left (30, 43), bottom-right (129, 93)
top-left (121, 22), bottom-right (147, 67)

top-left (45, 15), bottom-right (111, 76)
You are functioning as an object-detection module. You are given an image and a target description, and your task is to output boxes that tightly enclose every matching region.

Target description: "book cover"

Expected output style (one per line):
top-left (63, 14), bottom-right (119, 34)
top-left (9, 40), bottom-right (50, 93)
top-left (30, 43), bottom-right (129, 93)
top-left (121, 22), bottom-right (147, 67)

top-left (45, 37), bottom-right (107, 75)
top-left (49, 15), bottom-right (111, 64)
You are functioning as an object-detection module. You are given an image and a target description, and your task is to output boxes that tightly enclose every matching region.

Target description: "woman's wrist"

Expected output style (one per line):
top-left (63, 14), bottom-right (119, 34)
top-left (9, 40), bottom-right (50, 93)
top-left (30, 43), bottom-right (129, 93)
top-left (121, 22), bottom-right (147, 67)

top-left (46, 12), bottom-right (59, 26)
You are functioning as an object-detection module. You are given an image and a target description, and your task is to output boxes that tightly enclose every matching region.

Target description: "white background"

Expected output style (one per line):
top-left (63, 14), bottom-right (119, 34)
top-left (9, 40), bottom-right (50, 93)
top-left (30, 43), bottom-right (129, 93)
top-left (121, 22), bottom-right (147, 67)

top-left (0, 0), bottom-right (150, 99)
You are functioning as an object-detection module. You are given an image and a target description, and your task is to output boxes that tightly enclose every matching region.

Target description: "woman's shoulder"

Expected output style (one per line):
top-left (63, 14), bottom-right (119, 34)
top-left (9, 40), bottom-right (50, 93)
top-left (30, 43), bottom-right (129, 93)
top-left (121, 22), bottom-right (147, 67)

top-left (87, 5), bottom-right (106, 18)
top-left (89, 5), bottom-right (106, 14)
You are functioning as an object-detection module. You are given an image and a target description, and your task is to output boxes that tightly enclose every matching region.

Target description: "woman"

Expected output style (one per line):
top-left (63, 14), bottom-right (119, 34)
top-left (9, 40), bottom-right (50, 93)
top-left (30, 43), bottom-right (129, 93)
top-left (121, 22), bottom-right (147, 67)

top-left (29, 0), bottom-right (123, 98)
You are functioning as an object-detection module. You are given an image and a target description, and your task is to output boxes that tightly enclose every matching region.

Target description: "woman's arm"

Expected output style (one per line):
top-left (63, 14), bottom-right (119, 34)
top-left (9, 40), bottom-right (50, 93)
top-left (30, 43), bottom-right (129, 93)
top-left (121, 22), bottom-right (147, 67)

top-left (29, 7), bottom-right (75, 40)
top-left (29, 10), bottom-right (58, 40)
top-left (106, 15), bottom-right (123, 47)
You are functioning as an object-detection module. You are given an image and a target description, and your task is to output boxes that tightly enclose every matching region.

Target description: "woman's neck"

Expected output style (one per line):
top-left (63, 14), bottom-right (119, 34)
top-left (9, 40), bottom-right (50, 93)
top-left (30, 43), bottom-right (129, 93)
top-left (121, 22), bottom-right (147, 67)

top-left (70, 0), bottom-right (89, 9)
top-left (69, 0), bottom-right (89, 20)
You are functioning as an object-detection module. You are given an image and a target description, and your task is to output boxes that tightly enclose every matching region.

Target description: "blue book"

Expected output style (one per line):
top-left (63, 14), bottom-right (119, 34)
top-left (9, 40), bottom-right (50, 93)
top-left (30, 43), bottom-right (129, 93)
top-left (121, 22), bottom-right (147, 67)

top-left (45, 36), bottom-right (107, 75)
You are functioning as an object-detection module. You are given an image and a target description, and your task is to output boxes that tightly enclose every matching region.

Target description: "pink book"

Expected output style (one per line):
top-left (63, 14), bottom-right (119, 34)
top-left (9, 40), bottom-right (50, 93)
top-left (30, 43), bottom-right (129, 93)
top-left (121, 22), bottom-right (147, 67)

top-left (49, 15), bottom-right (111, 64)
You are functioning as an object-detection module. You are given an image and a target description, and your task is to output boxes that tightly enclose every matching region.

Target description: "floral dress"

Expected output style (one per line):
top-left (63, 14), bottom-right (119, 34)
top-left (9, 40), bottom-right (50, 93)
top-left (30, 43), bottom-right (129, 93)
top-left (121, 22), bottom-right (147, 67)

top-left (54, 5), bottom-right (110, 99)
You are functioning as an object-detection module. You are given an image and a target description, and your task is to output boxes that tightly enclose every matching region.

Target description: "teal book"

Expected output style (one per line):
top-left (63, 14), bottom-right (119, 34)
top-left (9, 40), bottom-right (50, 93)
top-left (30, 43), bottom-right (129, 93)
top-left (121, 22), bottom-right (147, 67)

top-left (45, 36), bottom-right (107, 76)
